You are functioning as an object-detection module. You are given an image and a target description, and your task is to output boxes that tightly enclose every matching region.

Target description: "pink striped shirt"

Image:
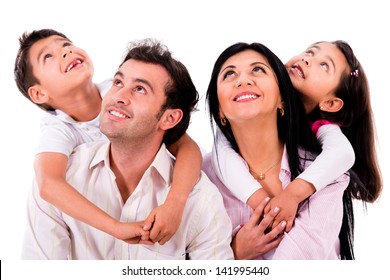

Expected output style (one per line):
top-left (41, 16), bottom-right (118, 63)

top-left (203, 146), bottom-right (349, 259)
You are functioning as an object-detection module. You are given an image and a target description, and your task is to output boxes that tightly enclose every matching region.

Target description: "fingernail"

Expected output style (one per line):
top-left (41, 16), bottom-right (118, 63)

top-left (265, 197), bottom-right (270, 203)
top-left (274, 207), bottom-right (280, 213)
top-left (281, 221), bottom-right (286, 228)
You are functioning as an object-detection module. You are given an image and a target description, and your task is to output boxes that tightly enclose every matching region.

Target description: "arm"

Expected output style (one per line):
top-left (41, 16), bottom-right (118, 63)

top-left (144, 133), bottom-right (202, 244)
top-left (297, 123), bottom-right (355, 191)
top-left (268, 123), bottom-right (355, 231)
top-left (35, 152), bottom-right (149, 242)
top-left (213, 128), bottom-right (269, 207)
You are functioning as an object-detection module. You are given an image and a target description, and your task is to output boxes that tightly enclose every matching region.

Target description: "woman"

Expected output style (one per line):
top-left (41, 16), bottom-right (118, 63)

top-left (203, 42), bottom-right (350, 259)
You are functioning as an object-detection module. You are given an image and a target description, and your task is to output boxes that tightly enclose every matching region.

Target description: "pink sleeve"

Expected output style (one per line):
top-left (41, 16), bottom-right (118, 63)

top-left (311, 119), bottom-right (334, 136)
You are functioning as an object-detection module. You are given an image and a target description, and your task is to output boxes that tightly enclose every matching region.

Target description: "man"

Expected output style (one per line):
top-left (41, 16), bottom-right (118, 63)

top-left (22, 39), bottom-right (233, 260)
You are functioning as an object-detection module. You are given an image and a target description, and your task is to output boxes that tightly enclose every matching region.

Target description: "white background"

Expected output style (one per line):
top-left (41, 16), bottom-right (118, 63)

top-left (1, 0), bottom-right (388, 278)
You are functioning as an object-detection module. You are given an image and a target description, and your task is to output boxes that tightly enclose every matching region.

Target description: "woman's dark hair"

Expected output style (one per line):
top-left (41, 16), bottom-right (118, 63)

top-left (206, 42), bottom-right (354, 259)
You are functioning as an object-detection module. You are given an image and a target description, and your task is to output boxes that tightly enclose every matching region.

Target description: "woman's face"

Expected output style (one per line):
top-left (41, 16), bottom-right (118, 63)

top-left (285, 42), bottom-right (349, 113)
top-left (217, 49), bottom-right (282, 125)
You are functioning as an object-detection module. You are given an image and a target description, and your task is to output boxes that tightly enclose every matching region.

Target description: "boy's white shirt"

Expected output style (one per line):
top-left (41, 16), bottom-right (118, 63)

top-left (212, 123), bottom-right (355, 204)
top-left (34, 79), bottom-right (112, 157)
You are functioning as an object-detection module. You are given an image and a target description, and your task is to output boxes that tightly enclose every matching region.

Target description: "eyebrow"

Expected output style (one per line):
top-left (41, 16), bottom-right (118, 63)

top-left (36, 37), bottom-right (70, 64)
top-left (219, 61), bottom-right (271, 75)
top-left (114, 70), bottom-right (154, 92)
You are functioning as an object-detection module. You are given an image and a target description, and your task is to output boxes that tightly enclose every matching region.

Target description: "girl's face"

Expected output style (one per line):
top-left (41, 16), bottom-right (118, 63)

top-left (217, 49), bottom-right (283, 125)
top-left (285, 42), bottom-right (349, 113)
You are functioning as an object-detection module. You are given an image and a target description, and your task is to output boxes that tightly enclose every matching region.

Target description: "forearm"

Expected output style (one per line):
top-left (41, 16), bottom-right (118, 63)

top-left (167, 134), bottom-right (202, 206)
top-left (40, 178), bottom-right (120, 236)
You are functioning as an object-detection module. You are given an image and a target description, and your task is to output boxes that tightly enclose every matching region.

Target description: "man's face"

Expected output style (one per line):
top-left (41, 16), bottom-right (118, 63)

top-left (100, 59), bottom-right (170, 142)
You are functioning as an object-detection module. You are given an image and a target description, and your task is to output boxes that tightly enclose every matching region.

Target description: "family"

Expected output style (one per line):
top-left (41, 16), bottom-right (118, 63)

top-left (15, 29), bottom-right (382, 260)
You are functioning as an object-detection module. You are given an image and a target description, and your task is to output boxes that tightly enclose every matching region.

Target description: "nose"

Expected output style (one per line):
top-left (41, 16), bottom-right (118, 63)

top-left (236, 75), bottom-right (253, 87)
top-left (302, 57), bottom-right (310, 66)
top-left (111, 87), bottom-right (130, 106)
top-left (62, 49), bottom-right (73, 59)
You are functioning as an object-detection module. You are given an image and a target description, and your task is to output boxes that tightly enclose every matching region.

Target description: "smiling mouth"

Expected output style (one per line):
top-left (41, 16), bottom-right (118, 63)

top-left (290, 64), bottom-right (305, 78)
top-left (65, 59), bottom-right (83, 72)
top-left (109, 110), bottom-right (129, 119)
top-left (234, 94), bottom-right (259, 102)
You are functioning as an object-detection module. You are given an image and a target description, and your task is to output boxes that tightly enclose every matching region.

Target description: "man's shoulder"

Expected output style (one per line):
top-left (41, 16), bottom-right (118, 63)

top-left (68, 141), bottom-right (107, 166)
top-left (189, 170), bottom-right (223, 201)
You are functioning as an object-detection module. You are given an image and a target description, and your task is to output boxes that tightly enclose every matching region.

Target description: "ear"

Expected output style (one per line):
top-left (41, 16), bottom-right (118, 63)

top-left (159, 109), bottom-right (183, 131)
top-left (28, 85), bottom-right (49, 104)
top-left (319, 97), bottom-right (344, 113)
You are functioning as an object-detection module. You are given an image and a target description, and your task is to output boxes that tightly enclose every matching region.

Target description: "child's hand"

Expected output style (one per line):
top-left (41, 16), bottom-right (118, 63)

top-left (114, 221), bottom-right (154, 245)
top-left (143, 202), bottom-right (183, 245)
top-left (265, 191), bottom-right (298, 232)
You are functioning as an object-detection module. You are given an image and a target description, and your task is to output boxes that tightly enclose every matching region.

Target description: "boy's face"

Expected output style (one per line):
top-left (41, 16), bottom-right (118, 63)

top-left (28, 35), bottom-right (94, 105)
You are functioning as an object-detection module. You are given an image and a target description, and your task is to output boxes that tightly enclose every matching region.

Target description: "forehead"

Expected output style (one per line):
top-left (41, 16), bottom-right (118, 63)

top-left (29, 35), bottom-right (68, 60)
top-left (119, 59), bottom-right (170, 86)
top-left (222, 49), bottom-right (269, 68)
top-left (311, 42), bottom-right (349, 70)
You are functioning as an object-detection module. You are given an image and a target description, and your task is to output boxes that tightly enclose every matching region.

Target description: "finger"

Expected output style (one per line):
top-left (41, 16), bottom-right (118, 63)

top-left (158, 232), bottom-right (174, 245)
top-left (266, 220), bottom-right (286, 242)
top-left (257, 206), bottom-right (280, 233)
top-left (247, 197), bottom-right (270, 228)
top-left (285, 219), bottom-right (294, 232)
top-left (143, 215), bottom-right (156, 231)
top-left (149, 226), bottom-right (162, 242)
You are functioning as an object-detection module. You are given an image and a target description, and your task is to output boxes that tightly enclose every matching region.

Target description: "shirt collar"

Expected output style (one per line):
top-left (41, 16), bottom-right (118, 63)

top-left (89, 142), bottom-right (173, 188)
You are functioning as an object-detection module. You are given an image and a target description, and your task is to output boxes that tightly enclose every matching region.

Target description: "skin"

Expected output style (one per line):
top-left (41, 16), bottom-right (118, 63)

top-left (27, 35), bottom-right (201, 244)
top-left (241, 43), bottom-right (351, 232)
top-left (285, 42), bottom-right (349, 114)
top-left (217, 50), bottom-right (286, 259)
top-left (100, 59), bottom-right (183, 203)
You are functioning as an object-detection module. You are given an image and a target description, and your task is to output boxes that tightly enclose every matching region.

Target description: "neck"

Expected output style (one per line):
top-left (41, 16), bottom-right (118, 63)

top-left (230, 118), bottom-right (283, 172)
top-left (51, 82), bottom-right (102, 122)
top-left (109, 137), bottom-right (162, 202)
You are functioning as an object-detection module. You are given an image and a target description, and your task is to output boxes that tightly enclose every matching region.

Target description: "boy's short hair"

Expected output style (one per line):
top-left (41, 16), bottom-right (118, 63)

top-left (14, 29), bottom-right (70, 111)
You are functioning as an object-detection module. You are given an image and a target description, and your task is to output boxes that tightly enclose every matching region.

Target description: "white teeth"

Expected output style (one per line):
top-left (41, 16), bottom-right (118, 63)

top-left (236, 94), bottom-right (258, 101)
top-left (110, 110), bottom-right (127, 118)
top-left (66, 60), bottom-right (82, 72)
top-left (297, 69), bottom-right (304, 78)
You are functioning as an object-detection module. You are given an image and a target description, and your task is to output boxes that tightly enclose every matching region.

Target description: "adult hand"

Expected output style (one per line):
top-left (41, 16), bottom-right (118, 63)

top-left (232, 197), bottom-right (286, 259)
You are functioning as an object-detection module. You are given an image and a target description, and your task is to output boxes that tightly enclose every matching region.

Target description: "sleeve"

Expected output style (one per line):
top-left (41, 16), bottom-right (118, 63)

top-left (34, 113), bottom-right (78, 157)
top-left (297, 123), bottom-right (355, 191)
top-left (272, 172), bottom-right (350, 259)
top-left (21, 180), bottom-right (71, 259)
top-left (186, 175), bottom-right (234, 260)
top-left (212, 128), bottom-right (262, 203)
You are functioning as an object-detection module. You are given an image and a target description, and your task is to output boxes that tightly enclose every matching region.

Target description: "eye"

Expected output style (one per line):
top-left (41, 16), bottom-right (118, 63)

top-left (253, 66), bottom-right (266, 74)
top-left (305, 50), bottom-right (314, 56)
top-left (113, 79), bottom-right (123, 87)
top-left (43, 53), bottom-right (52, 61)
top-left (63, 42), bottom-right (72, 48)
top-left (320, 62), bottom-right (328, 71)
top-left (223, 70), bottom-right (236, 80)
top-left (134, 85), bottom-right (146, 94)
